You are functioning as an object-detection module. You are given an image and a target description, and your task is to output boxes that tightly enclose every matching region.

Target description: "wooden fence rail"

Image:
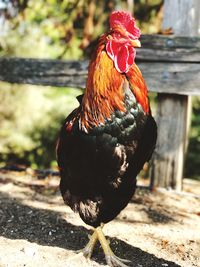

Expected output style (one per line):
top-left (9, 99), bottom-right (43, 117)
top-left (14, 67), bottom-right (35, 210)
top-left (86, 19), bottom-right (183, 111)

top-left (0, 34), bottom-right (200, 190)
top-left (0, 35), bottom-right (200, 95)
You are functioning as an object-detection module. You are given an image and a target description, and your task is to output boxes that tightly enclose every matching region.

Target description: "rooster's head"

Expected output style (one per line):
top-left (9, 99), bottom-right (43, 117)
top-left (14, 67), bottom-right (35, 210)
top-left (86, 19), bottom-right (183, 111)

top-left (106, 11), bottom-right (141, 73)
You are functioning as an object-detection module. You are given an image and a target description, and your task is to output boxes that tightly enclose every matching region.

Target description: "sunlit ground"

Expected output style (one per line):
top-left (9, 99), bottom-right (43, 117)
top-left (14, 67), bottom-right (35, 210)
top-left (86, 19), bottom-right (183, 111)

top-left (0, 169), bottom-right (199, 267)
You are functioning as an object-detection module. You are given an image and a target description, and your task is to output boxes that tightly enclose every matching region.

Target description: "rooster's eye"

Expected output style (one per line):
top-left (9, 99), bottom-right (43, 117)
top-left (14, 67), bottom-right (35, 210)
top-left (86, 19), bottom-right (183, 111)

top-left (107, 35), bottom-right (112, 40)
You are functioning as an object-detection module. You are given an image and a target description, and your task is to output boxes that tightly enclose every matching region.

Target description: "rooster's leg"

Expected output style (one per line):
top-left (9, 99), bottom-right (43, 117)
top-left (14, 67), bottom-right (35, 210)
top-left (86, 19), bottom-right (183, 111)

top-left (95, 226), bottom-right (130, 267)
top-left (79, 224), bottom-right (104, 258)
top-left (80, 230), bottom-right (98, 258)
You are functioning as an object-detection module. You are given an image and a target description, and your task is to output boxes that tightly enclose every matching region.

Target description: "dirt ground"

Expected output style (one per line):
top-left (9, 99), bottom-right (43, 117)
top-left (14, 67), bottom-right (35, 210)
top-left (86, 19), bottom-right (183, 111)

top-left (0, 169), bottom-right (200, 267)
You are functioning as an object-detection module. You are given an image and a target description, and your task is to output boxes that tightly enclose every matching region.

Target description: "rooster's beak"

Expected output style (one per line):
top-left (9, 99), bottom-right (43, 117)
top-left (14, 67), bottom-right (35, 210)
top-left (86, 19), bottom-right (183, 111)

top-left (131, 39), bottom-right (141, 47)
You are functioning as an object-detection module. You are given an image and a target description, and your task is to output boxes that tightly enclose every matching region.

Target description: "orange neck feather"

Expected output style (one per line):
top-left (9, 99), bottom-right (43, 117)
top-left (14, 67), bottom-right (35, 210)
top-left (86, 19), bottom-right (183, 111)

top-left (80, 35), bottom-right (126, 130)
top-left (126, 64), bottom-right (150, 114)
top-left (80, 35), bottom-right (149, 131)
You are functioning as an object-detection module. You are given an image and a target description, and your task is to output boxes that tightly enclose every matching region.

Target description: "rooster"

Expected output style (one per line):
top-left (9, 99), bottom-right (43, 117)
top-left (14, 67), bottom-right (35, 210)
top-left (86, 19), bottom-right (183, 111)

top-left (57, 11), bottom-right (157, 267)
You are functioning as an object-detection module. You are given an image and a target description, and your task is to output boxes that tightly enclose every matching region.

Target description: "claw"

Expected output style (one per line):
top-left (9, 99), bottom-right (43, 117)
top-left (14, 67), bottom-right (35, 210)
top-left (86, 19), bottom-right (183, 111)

top-left (106, 254), bottom-right (130, 267)
top-left (114, 255), bottom-right (131, 264)
top-left (76, 247), bottom-right (92, 258)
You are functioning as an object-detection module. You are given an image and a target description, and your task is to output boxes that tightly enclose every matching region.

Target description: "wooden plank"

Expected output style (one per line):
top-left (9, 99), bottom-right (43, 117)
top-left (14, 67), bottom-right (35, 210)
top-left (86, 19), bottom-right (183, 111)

top-left (141, 35), bottom-right (200, 49)
top-left (150, 0), bottom-right (200, 191)
top-left (137, 47), bottom-right (200, 63)
top-left (139, 35), bottom-right (200, 62)
top-left (0, 58), bottom-right (200, 95)
top-left (140, 62), bottom-right (200, 95)
top-left (0, 58), bottom-right (88, 88)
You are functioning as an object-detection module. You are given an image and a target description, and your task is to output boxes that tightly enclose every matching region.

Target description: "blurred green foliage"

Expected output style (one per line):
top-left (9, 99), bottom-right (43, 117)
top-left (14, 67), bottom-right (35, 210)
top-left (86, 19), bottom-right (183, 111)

top-left (0, 0), bottom-right (199, 179)
top-left (0, 0), bottom-right (163, 58)
top-left (0, 82), bottom-right (82, 168)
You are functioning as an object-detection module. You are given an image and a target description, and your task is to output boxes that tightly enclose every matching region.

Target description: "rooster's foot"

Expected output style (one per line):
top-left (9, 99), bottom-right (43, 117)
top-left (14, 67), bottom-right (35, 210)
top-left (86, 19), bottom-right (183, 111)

top-left (80, 230), bottom-right (98, 258)
top-left (106, 254), bottom-right (131, 267)
top-left (95, 226), bottom-right (130, 267)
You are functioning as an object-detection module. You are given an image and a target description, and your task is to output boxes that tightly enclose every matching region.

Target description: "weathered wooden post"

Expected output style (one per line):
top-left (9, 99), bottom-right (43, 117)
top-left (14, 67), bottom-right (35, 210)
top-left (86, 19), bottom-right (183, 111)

top-left (151, 0), bottom-right (200, 190)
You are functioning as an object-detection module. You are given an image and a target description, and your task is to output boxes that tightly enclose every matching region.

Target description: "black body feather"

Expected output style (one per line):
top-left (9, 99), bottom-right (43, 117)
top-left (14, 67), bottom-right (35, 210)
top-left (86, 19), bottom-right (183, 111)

top-left (57, 87), bottom-right (157, 227)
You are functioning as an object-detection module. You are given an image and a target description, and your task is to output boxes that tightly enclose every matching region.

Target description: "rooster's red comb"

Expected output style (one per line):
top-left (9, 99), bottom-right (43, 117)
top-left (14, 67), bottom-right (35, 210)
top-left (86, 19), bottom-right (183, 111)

top-left (109, 11), bottom-right (141, 40)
